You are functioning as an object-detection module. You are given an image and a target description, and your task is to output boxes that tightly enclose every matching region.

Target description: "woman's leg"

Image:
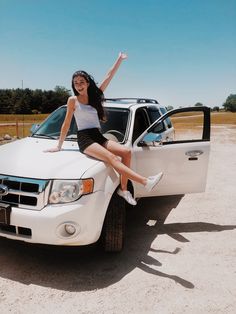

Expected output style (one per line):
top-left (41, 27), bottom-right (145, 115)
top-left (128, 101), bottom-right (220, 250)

top-left (84, 142), bottom-right (147, 185)
top-left (104, 140), bottom-right (131, 190)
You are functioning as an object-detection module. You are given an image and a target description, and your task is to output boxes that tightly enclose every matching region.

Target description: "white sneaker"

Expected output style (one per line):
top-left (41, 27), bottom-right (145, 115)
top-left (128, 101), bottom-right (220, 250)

top-left (117, 188), bottom-right (137, 206)
top-left (145, 172), bottom-right (163, 192)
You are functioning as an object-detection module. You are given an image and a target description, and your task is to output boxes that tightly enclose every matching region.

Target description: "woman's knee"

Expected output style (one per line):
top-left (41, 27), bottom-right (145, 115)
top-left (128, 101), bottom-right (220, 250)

top-left (107, 152), bottom-right (120, 165)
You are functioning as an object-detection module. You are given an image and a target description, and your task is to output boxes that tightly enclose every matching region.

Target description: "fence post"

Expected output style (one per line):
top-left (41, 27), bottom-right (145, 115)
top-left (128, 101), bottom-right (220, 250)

top-left (16, 119), bottom-right (19, 138)
top-left (22, 114), bottom-right (25, 137)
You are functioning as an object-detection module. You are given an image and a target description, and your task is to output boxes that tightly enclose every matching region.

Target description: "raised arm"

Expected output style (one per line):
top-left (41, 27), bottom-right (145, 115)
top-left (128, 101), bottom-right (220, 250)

top-left (99, 52), bottom-right (128, 92)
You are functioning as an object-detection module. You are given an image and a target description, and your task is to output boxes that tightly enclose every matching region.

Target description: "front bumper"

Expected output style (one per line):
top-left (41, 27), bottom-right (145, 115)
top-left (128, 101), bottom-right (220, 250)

top-left (0, 190), bottom-right (111, 246)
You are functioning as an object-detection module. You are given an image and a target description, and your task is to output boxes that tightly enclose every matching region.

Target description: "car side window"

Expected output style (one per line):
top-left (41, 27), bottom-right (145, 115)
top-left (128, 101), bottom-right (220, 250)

top-left (147, 106), bottom-right (161, 123)
top-left (146, 106), bottom-right (165, 133)
top-left (159, 107), bottom-right (173, 129)
top-left (132, 108), bottom-right (150, 143)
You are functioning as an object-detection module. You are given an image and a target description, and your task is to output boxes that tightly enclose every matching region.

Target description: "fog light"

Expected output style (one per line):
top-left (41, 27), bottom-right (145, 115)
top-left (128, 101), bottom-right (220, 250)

top-left (56, 222), bottom-right (80, 239)
top-left (65, 224), bottom-right (76, 235)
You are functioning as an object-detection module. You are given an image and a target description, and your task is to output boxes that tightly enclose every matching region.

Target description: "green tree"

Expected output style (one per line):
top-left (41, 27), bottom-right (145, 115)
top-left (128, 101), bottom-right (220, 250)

top-left (0, 87), bottom-right (71, 114)
top-left (212, 106), bottom-right (220, 112)
top-left (32, 89), bottom-right (43, 113)
top-left (223, 94), bottom-right (236, 112)
top-left (166, 105), bottom-right (174, 111)
top-left (194, 102), bottom-right (204, 107)
top-left (0, 89), bottom-right (13, 113)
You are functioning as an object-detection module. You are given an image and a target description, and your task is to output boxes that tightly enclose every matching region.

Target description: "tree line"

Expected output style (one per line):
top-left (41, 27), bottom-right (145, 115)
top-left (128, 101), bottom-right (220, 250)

top-left (0, 87), bottom-right (235, 114)
top-left (0, 86), bottom-right (70, 114)
top-left (166, 94), bottom-right (236, 112)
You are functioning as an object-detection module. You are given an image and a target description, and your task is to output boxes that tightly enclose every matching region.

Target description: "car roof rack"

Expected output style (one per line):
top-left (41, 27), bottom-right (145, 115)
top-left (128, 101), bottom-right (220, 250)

top-left (105, 98), bottom-right (159, 104)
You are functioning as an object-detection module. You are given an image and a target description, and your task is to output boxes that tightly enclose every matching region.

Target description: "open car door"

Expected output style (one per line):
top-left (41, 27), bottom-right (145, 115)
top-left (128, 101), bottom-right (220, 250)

top-left (132, 106), bottom-right (211, 198)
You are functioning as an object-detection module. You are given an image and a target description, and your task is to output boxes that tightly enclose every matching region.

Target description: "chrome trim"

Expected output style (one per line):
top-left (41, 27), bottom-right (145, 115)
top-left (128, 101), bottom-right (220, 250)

top-left (0, 184), bottom-right (9, 196)
top-left (0, 174), bottom-right (51, 210)
top-left (185, 150), bottom-right (203, 157)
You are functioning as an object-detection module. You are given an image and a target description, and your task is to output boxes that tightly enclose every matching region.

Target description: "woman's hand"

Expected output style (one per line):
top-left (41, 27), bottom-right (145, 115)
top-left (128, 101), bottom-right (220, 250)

top-left (119, 52), bottom-right (128, 60)
top-left (44, 147), bottom-right (61, 153)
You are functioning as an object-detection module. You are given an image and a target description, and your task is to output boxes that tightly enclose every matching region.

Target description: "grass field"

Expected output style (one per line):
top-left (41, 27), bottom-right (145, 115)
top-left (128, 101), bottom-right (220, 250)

top-left (172, 111), bottom-right (236, 124)
top-left (0, 114), bottom-right (49, 138)
top-left (0, 111), bottom-right (236, 138)
top-left (171, 112), bottom-right (236, 131)
top-left (0, 113), bottom-right (48, 123)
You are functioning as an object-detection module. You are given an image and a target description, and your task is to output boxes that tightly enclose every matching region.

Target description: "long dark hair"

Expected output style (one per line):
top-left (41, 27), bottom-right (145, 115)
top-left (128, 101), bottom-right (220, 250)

top-left (71, 70), bottom-right (105, 121)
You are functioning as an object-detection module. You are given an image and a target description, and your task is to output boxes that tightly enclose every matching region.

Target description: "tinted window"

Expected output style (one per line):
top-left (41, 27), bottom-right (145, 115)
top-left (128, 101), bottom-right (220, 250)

top-left (101, 108), bottom-right (129, 142)
top-left (160, 107), bottom-right (173, 128)
top-left (146, 106), bottom-right (165, 133)
top-left (32, 106), bottom-right (129, 142)
top-left (146, 106), bottom-right (161, 123)
top-left (32, 107), bottom-right (77, 139)
top-left (132, 108), bottom-right (150, 143)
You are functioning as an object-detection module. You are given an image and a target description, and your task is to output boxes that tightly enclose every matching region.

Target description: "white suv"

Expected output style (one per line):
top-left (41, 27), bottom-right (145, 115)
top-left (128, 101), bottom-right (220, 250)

top-left (0, 98), bottom-right (211, 251)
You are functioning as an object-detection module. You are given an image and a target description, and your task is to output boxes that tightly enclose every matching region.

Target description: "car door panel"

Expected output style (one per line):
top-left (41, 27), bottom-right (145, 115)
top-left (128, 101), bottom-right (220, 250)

top-left (131, 106), bottom-right (211, 198)
top-left (132, 141), bottom-right (210, 198)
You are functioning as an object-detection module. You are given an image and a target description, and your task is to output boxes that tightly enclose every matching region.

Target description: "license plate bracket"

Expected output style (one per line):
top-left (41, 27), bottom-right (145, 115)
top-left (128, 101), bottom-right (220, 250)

top-left (0, 203), bottom-right (11, 224)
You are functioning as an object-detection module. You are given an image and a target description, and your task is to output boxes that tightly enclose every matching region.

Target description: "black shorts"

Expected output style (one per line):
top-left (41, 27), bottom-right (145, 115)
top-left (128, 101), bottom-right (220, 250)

top-left (77, 128), bottom-right (108, 153)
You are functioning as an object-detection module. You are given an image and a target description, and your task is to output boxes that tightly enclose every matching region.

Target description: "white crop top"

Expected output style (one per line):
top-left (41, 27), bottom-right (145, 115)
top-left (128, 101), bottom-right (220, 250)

top-left (73, 99), bottom-right (100, 131)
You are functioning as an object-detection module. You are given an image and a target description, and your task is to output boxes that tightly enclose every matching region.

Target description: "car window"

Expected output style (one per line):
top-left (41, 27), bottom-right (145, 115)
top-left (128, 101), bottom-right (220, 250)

top-left (132, 108), bottom-right (150, 143)
top-left (101, 108), bottom-right (129, 142)
top-left (159, 107), bottom-right (173, 129)
top-left (32, 106), bottom-right (129, 142)
top-left (146, 106), bottom-right (165, 134)
top-left (145, 110), bottom-right (206, 143)
top-left (146, 106), bottom-right (161, 123)
top-left (32, 106), bottom-right (77, 139)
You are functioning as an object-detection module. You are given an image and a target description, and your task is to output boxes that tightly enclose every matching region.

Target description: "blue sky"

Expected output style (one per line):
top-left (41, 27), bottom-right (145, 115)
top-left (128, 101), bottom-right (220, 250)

top-left (0, 0), bottom-right (236, 108)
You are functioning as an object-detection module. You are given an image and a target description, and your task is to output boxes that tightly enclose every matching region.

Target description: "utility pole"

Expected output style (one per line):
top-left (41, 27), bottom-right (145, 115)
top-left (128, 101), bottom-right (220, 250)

top-left (21, 79), bottom-right (24, 137)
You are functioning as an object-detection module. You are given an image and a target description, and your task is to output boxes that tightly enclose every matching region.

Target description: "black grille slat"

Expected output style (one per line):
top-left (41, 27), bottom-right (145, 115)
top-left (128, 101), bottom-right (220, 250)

top-left (0, 224), bottom-right (16, 234)
top-left (3, 180), bottom-right (20, 190)
top-left (21, 182), bottom-right (39, 193)
top-left (0, 224), bottom-right (32, 237)
top-left (20, 196), bottom-right (37, 206)
top-left (18, 227), bottom-right (32, 236)
top-left (2, 194), bottom-right (19, 204)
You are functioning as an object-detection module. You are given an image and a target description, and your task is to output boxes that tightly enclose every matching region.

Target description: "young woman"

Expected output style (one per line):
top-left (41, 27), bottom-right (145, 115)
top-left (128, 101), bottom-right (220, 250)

top-left (47, 52), bottom-right (163, 205)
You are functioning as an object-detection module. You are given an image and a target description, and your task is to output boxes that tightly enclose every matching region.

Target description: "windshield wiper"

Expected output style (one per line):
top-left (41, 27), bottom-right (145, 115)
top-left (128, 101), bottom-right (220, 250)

top-left (65, 134), bottom-right (77, 140)
top-left (32, 134), bottom-right (57, 140)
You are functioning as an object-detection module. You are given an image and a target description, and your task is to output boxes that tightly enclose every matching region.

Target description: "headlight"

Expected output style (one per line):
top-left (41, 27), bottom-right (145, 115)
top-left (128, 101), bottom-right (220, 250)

top-left (49, 179), bottom-right (94, 204)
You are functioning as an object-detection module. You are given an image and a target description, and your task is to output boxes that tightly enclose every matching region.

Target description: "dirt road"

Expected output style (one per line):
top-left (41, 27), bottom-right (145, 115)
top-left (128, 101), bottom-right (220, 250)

top-left (0, 125), bottom-right (236, 314)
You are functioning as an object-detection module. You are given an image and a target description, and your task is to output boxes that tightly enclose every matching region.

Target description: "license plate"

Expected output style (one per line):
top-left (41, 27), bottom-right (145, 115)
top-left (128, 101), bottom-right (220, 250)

top-left (0, 203), bottom-right (11, 224)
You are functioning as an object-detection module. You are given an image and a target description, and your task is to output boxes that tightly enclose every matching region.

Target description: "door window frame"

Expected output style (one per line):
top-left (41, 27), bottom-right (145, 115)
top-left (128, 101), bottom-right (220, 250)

top-left (135, 106), bottom-right (211, 147)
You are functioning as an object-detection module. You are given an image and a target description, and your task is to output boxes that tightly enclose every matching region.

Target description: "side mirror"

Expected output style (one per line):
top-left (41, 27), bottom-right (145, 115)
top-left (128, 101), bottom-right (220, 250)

top-left (138, 132), bottom-right (163, 147)
top-left (30, 123), bottom-right (40, 134)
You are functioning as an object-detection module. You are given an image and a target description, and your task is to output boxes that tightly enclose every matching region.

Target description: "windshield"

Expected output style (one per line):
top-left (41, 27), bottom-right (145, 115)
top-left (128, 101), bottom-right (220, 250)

top-left (101, 108), bottom-right (129, 142)
top-left (31, 106), bottom-right (130, 142)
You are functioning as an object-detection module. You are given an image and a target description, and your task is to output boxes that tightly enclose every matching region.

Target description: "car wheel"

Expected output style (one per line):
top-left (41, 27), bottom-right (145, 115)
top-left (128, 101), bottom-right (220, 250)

top-left (102, 192), bottom-right (126, 252)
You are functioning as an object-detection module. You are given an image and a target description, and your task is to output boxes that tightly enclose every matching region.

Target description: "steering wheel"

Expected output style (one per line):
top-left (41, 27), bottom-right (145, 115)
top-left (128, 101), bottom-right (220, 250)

top-left (105, 130), bottom-right (125, 142)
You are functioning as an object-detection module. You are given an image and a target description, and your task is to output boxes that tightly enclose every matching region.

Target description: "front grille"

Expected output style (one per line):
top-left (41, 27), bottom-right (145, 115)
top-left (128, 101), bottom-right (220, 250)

top-left (0, 223), bottom-right (32, 237)
top-left (0, 175), bottom-right (51, 210)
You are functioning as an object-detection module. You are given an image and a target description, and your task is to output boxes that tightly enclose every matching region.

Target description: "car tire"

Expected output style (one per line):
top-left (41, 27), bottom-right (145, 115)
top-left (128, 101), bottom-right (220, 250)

top-left (102, 192), bottom-right (126, 252)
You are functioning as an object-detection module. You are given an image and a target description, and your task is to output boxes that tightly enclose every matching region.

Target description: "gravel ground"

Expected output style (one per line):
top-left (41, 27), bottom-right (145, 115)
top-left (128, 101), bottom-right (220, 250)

top-left (0, 125), bottom-right (236, 314)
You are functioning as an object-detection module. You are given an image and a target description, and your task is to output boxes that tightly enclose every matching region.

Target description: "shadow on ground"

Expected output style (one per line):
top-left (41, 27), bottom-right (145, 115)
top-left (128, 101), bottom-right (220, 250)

top-left (0, 195), bottom-right (235, 292)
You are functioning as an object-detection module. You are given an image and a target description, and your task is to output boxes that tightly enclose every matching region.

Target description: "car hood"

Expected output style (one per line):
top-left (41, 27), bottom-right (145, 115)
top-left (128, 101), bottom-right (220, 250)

top-left (0, 137), bottom-right (100, 179)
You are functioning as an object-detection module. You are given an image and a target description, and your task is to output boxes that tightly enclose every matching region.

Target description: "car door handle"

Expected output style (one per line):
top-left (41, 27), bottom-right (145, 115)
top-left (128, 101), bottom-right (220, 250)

top-left (185, 150), bottom-right (203, 160)
top-left (185, 150), bottom-right (203, 157)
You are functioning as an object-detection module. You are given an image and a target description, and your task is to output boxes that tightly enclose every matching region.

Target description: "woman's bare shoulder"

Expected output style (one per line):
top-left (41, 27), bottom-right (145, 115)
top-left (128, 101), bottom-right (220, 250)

top-left (67, 96), bottom-right (77, 110)
top-left (68, 95), bottom-right (77, 102)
